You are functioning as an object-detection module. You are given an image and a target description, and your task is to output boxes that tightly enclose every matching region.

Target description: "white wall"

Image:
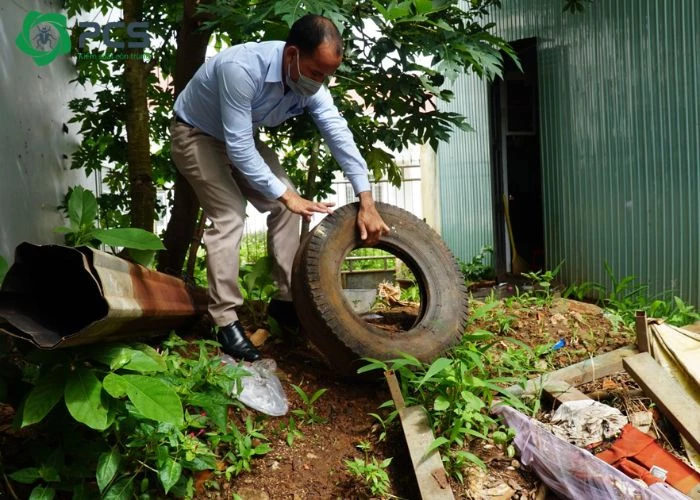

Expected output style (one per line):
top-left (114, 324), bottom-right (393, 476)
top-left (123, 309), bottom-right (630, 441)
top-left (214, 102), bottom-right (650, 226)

top-left (0, 0), bottom-right (95, 265)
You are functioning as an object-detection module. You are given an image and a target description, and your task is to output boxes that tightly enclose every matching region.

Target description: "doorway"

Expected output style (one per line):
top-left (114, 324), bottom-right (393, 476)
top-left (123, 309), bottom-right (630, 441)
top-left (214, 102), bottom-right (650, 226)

top-left (489, 38), bottom-right (544, 279)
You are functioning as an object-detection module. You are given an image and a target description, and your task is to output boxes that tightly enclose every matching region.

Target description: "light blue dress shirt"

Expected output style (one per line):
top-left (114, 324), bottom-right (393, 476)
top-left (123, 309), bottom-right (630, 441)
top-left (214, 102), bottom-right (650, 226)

top-left (174, 41), bottom-right (371, 200)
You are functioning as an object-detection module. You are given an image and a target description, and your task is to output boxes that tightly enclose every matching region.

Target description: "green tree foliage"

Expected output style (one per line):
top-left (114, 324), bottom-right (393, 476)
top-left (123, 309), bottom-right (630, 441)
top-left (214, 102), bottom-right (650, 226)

top-left (62, 0), bottom-right (579, 274)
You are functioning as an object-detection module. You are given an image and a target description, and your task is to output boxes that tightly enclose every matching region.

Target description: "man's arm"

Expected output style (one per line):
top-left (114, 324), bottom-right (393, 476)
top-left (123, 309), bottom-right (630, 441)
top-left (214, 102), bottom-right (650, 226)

top-left (307, 89), bottom-right (390, 244)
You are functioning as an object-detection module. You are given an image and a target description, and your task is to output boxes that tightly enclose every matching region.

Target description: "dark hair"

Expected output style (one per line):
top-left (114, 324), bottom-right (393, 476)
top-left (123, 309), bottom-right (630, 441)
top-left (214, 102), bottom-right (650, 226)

top-left (285, 14), bottom-right (343, 57)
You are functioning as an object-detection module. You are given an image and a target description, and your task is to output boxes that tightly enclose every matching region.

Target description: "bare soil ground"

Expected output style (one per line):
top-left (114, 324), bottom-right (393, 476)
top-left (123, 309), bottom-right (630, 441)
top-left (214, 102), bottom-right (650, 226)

top-left (208, 290), bottom-right (639, 499)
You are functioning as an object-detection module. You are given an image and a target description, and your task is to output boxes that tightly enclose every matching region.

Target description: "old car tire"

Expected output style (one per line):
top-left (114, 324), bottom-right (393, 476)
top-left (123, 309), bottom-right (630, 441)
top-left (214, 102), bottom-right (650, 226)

top-left (292, 202), bottom-right (469, 378)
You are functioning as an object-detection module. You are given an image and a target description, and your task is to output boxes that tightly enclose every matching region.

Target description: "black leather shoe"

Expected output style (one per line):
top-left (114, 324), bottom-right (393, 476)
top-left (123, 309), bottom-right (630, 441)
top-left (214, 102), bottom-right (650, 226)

top-left (268, 299), bottom-right (299, 330)
top-left (216, 321), bottom-right (261, 361)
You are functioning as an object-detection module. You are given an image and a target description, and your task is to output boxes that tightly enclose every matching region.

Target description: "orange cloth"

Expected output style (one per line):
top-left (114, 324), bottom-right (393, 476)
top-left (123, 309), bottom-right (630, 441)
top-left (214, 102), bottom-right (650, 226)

top-left (596, 424), bottom-right (700, 496)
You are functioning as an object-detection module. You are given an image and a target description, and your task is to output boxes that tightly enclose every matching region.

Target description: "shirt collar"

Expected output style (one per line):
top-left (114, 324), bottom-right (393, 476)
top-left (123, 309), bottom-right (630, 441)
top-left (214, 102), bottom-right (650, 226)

top-left (264, 42), bottom-right (285, 84)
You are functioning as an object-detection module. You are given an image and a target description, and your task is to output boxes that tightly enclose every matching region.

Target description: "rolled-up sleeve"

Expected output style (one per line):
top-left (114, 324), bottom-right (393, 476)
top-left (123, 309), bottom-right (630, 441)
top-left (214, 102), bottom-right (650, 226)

top-left (307, 88), bottom-right (371, 196)
top-left (218, 62), bottom-right (287, 199)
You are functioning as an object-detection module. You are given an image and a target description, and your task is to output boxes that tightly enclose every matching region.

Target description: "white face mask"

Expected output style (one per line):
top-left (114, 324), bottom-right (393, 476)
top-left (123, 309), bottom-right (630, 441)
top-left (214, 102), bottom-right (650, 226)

top-left (286, 51), bottom-right (322, 97)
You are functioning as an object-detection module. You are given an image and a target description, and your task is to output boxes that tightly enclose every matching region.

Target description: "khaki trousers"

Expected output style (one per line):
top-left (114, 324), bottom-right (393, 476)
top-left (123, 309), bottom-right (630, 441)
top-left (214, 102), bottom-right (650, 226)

top-left (170, 121), bottom-right (301, 327)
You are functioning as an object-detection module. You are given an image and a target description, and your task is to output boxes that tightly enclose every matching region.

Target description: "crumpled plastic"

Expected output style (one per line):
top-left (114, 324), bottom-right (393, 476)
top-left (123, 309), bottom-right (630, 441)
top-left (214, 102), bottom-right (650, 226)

top-left (492, 405), bottom-right (689, 500)
top-left (546, 399), bottom-right (628, 447)
top-left (220, 356), bottom-right (288, 416)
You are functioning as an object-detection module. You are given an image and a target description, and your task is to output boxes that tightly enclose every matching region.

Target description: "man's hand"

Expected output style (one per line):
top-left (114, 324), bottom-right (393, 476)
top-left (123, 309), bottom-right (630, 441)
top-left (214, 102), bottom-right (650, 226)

top-left (278, 189), bottom-right (335, 221)
top-left (357, 191), bottom-right (390, 246)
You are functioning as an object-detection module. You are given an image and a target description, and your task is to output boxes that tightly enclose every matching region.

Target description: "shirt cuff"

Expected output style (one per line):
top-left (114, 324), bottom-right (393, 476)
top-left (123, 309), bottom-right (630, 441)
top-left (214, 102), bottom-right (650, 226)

top-left (268, 177), bottom-right (288, 199)
top-left (348, 175), bottom-right (371, 197)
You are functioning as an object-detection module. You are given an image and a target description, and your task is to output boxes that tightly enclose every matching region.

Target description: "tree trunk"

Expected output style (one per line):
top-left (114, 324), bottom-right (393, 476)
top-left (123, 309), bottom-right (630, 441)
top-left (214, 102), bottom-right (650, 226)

top-left (123, 0), bottom-right (155, 231)
top-left (158, 0), bottom-right (215, 275)
top-left (300, 138), bottom-right (321, 240)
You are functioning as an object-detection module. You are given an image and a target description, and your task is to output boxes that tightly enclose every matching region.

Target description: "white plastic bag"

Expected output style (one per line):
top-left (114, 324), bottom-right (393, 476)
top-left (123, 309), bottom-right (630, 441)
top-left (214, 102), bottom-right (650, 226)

top-left (220, 356), bottom-right (288, 416)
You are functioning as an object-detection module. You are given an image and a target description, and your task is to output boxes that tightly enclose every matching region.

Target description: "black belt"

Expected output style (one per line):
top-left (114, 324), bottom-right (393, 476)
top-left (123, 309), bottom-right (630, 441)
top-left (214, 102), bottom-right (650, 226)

top-left (174, 114), bottom-right (193, 127)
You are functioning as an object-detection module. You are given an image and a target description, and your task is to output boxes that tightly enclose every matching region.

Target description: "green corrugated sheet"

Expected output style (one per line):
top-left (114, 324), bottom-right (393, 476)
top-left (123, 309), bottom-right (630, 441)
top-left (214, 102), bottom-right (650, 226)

top-left (439, 0), bottom-right (700, 308)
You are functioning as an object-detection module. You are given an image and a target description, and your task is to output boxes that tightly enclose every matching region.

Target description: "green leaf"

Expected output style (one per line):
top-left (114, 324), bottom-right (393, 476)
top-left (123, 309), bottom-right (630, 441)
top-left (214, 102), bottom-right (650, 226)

top-left (22, 368), bottom-right (67, 427)
top-left (417, 357), bottom-right (452, 387)
top-left (87, 344), bottom-right (166, 372)
top-left (93, 228), bottom-right (165, 250)
top-left (158, 458), bottom-right (182, 494)
top-left (425, 436), bottom-right (449, 455)
top-left (97, 449), bottom-right (121, 493)
top-left (112, 374), bottom-right (183, 425)
top-left (64, 367), bottom-right (110, 430)
top-left (103, 477), bottom-right (134, 500)
top-left (102, 373), bottom-right (128, 398)
top-left (68, 186), bottom-right (98, 230)
top-left (433, 395), bottom-right (450, 411)
top-left (29, 485), bottom-right (55, 500)
top-left (9, 467), bottom-right (41, 484)
top-left (126, 248), bottom-right (156, 267)
top-left (357, 358), bottom-right (388, 374)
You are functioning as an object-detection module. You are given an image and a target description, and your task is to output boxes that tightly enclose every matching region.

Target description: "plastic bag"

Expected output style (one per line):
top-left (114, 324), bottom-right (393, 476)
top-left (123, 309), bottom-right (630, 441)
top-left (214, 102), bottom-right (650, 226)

top-left (492, 405), bottom-right (689, 499)
top-left (547, 399), bottom-right (628, 447)
top-left (220, 356), bottom-right (288, 416)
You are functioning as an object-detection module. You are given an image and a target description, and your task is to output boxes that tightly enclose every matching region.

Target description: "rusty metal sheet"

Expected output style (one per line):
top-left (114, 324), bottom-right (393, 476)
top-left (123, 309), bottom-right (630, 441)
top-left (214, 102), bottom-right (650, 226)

top-left (0, 242), bottom-right (207, 348)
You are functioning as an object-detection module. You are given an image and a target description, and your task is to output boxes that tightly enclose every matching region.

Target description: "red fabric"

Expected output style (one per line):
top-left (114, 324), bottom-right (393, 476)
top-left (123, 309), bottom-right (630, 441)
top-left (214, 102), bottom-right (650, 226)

top-left (596, 424), bottom-right (700, 496)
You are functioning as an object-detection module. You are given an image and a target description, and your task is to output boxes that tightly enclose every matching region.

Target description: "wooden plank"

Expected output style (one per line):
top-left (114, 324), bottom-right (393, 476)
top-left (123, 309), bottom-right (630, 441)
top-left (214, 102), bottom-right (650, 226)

top-left (542, 380), bottom-right (590, 405)
top-left (624, 352), bottom-right (700, 454)
top-left (635, 310), bottom-right (649, 352)
top-left (385, 371), bottom-right (454, 500)
top-left (507, 345), bottom-right (638, 397)
top-left (399, 406), bottom-right (455, 500)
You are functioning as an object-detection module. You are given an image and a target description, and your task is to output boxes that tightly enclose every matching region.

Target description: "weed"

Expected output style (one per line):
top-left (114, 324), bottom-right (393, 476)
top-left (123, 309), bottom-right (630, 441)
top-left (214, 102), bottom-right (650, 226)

top-left (345, 446), bottom-right (393, 499)
top-left (359, 340), bottom-right (527, 478)
top-left (521, 261), bottom-right (563, 306)
top-left (238, 256), bottom-right (279, 329)
top-left (6, 334), bottom-right (267, 498)
top-left (399, 283), bottom-right (420, 303)
top-left (290, 385), bottom-right (328, 425)
top-left (280, 415), bottom-right (304, 446)
top-left (459, 245), bottom-right (495, 283)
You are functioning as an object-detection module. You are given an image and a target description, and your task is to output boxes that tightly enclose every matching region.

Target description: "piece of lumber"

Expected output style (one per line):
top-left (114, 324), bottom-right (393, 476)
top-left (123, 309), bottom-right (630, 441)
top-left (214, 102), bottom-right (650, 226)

top-left (385, 372), bottom-right (454, 500)
top-left (507, 345), bottom-right (638, 397)
top-left (542, 380), bottom-right (590, 405)
top-left (635, 310), bottom-right (649, 352)
top-left (623, 352), bottom-right (700, 454)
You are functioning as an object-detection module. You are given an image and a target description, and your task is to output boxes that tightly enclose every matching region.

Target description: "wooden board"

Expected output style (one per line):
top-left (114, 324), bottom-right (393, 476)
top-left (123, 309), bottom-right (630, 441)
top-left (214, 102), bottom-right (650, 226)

top-left (385, 371), bottom-right (454, 499)
top-left (542, 380), bottom-right (590, 405)
top-left (507, 345), bottom-right (638, 397)
top-left (624, 352), bottom-right (700, 454)
top-left (399, 406), bottom-right (455, 500)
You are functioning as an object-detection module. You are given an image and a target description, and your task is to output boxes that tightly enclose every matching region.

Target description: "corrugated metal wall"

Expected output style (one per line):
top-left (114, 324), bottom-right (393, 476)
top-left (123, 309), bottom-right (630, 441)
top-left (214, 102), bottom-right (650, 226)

top-left (439, 0), bottom-right (700, 308)
top-left (439, 74), bottom-right (492, 261)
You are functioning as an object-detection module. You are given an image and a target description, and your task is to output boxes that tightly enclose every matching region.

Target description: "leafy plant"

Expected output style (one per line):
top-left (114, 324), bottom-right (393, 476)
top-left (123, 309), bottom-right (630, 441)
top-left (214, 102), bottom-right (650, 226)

top-left (399, 283), bottom-right (420, 303)
top-left (290, 385), bottom-right (328, 425)
top-left (56, 186), bottom-right (164, 267)
top-left (8, 334), bottom-right (263, 498)
top-left (359, 336), bottom-right (527, 480)
top-left (238, 256), bottom-right (280, 329)
top-left (280, 415), bottom-right (304, 446)
top-left (345, 441), bottom-right (393, 500)
top-left (459, 245), bottom-right (495, 283)
top-left (220, 417), bottom-right (272, 477)
top-left (521, 261), bottom-right (563, 306)
top-left (599, 262), bottom-right (700, 326)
